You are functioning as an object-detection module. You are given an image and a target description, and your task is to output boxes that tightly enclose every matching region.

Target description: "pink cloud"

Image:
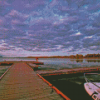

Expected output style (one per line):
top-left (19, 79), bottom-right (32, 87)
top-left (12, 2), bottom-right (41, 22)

top-left (11, 19), bottom-right (20, 24)
top-left (9, 10), bottom-right (18, 16)
top-left (9, 10), bottom-right (29, 19)
top-left (0, 19), bottom-right (3, 25)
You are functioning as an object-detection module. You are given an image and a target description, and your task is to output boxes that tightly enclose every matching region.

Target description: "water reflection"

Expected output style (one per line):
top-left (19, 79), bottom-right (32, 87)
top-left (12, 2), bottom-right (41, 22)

top-left (70, 59), bottom-right (100, 63)
top-left (43, 74), bottom-right (92, 100)
top-left (0, 58), bottom-right (100, 69)
top-left (86, 59), bottom-right (100, 62)
top-left (76, 59), bottom-right (83, 62)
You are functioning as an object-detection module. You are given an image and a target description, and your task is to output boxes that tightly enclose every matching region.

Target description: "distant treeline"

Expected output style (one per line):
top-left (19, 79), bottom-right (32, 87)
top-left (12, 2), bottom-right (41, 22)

top-left (84, 54), bottom-right (100, 58)
top-left (27, 54), bottom-right (100, 59)
top-left (69, 54), bottom-right (100, 58)
top-left (28, 54), bottom-right (84, 59)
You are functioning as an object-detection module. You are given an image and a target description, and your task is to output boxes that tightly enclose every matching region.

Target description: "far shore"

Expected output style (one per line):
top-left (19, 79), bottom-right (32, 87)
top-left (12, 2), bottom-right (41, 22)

top-left (1, 53), bottom-right (100, 59)
top-left (1, 56), bottom-right (100, 59)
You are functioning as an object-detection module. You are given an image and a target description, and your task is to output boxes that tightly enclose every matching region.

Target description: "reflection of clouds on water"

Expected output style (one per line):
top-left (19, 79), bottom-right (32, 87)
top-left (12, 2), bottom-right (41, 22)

top-left (0, 58), bottom-right (100, 70)
top-left (40, 58), bottom-right (100, 70)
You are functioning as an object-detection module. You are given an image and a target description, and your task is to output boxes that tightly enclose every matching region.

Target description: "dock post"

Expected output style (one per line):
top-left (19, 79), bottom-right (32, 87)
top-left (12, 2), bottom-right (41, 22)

top-left (36, 57), bottom-right (38, 62)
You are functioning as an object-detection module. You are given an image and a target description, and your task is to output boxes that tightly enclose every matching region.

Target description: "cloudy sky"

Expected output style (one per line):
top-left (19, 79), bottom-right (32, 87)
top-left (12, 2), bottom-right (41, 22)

top-left (0, 0), bottom-right (100, 57)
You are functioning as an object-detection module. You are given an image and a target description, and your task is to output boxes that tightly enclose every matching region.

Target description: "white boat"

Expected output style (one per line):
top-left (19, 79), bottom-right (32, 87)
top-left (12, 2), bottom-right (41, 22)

top-left (84, 73), bottom-right (100, 100)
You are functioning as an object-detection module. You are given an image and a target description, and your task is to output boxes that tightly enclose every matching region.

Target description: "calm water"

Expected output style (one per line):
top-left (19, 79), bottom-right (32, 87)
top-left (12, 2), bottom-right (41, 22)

top-left (40, 58), bottom-right (100, 70)
top-left (43, 74), bottom-right (93, 100)
top-left (0, 58), bottom-right (100, 70)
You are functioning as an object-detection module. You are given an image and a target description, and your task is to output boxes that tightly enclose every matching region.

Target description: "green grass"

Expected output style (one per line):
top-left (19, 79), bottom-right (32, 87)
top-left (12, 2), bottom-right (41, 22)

top-left (0, 68), bottom-right (8, 77)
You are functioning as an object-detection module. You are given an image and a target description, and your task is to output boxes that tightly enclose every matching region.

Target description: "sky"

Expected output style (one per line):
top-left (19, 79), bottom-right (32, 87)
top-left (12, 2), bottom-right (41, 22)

top-left (0, 0), bottom-right (100, 57)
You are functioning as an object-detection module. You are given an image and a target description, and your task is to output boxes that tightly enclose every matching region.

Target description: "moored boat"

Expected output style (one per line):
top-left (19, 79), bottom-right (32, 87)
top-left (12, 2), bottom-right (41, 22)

top-left (84, 73), bottom-right (100, 100)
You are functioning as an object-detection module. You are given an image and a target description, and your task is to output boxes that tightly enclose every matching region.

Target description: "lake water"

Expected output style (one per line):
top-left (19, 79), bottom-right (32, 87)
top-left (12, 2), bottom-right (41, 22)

top-left (0, 58), bottom-right (100, 70)
top-left (43, 74), bottom-right (93, 100)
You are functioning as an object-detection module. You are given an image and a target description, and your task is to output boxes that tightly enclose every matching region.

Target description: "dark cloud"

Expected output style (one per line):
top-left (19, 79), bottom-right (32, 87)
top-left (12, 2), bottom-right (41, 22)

top-left (88, 2), bottom-right (100, 12)
top-left (6, 0), bottom-right (45, 12)
top-left (0, 1), bottom-right (11, 16)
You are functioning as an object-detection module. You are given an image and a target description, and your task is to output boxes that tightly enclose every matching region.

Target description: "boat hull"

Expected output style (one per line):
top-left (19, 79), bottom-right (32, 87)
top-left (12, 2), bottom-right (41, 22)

top-left (84, 82), bottom-right (100, 100)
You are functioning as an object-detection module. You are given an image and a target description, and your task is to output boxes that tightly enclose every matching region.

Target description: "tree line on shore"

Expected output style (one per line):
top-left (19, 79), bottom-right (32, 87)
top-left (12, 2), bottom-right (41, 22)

top-left (27, 53), bottom-right (100, 59)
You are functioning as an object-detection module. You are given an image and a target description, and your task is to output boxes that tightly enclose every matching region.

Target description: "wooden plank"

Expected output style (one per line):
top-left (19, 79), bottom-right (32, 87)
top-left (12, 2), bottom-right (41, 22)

top-left (0, 62), bottom-right (63, 100)
top-left (37, 66), bottom-right (100, 76)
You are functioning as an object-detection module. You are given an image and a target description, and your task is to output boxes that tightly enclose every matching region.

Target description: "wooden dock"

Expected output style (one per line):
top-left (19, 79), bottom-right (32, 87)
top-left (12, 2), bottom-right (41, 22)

top-left (36, 66), bottom-right (100, 76)
top-left (0, 62), bottom-right (65, 100)
top-left (0, 61), bottom-right (44, 65)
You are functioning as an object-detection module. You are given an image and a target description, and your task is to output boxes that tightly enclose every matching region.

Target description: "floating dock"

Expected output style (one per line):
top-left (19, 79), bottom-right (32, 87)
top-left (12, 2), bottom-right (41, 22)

top-left (0, 62), bottom-right (68, 100)
top-left (35, 66), bottom-right (100, 76)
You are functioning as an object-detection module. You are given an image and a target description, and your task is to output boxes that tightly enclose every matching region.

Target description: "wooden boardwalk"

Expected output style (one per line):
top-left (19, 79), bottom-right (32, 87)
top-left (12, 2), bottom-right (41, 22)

top-left (0, 62), bottom-right (64, 100)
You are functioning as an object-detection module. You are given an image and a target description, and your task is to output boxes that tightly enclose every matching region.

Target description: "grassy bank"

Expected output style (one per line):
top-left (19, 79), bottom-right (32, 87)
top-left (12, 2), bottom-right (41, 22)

top-left (0, 66), bottom-right (10, 77)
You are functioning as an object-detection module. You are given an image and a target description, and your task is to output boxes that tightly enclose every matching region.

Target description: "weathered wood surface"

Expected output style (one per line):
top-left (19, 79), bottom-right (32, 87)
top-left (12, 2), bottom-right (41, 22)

top-left (0, 61), bottom-right (44, 65)
top-left (0, 62), bottom-right (63, 100)
top-left (36, 66), bottom-right (100, 76)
